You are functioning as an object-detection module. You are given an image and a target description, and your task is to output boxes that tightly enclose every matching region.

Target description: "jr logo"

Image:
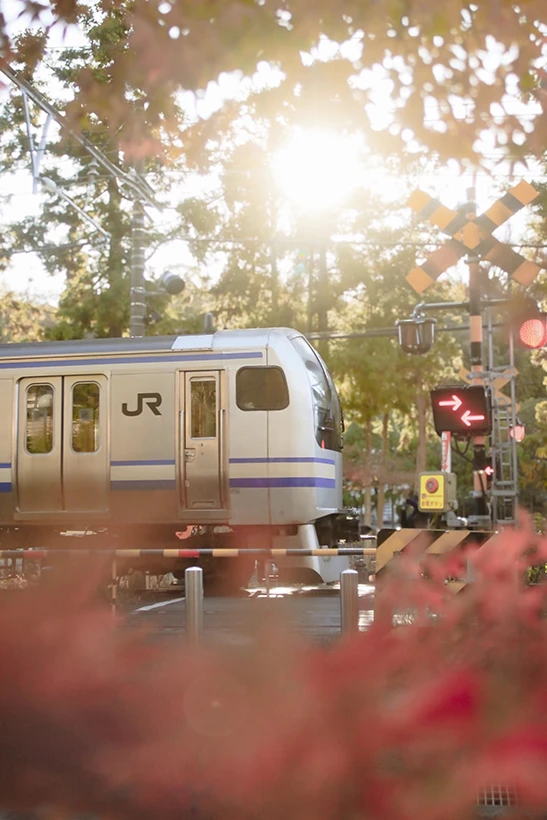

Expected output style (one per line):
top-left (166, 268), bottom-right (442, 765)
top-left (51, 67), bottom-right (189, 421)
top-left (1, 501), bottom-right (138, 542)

top-left (121, 392), bottom-right (162, 417)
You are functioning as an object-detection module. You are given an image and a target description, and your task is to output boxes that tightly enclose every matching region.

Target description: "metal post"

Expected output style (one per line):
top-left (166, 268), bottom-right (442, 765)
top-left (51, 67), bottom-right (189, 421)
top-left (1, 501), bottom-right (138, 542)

top-left (441, 431), bottom-right (452, 473)
top-left (111, 558), bottom-right (117, 620)
top-left (340, 569), bottom-right (359, 635)
top-left (265, 560), bottom-right (271, 598)
top-left (185, 567), bottom-right (203, 646)
top-left (507, 330), bottom-right (520, 524)
top-left (466, 186), bottom-right (489, 526)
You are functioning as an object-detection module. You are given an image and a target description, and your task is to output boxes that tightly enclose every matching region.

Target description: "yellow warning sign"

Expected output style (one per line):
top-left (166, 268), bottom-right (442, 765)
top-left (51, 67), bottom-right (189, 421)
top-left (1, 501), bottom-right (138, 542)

top-left (419, 473), bottom-right (446, 511)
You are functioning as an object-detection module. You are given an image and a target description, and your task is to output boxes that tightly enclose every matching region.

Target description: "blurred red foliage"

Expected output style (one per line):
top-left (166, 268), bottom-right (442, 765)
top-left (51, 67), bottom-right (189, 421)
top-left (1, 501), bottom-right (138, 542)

top-left (2, 523), bottom-right (547, 818)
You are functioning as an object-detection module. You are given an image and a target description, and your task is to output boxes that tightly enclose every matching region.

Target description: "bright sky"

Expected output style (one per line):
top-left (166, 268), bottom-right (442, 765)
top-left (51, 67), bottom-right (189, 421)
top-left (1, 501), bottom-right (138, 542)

top-left (0, 4), bottom-right (545, 305)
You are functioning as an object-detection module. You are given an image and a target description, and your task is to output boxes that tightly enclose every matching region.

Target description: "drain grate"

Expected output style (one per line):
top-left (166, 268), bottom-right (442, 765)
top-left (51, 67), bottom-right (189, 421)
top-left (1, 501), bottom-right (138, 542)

top-left (477, 785), bottom-right (519, 808)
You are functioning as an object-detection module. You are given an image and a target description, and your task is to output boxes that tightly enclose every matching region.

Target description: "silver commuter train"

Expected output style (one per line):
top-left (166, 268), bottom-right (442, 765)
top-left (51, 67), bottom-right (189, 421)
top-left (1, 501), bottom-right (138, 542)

top-left (0, 327), bottom-right (356, 588)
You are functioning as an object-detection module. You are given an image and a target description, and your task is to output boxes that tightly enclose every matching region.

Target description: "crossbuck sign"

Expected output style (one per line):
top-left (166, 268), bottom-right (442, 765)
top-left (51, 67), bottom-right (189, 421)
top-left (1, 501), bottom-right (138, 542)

top-left (406, 181), bottom-right (543, 293)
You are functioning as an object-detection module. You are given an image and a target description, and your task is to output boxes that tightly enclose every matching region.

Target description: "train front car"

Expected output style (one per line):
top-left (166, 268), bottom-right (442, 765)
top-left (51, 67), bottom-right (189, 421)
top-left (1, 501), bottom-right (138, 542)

top-left (0, 328), bottom-right (355, 591)
top-left (261, 331), bottom-right (357, 584)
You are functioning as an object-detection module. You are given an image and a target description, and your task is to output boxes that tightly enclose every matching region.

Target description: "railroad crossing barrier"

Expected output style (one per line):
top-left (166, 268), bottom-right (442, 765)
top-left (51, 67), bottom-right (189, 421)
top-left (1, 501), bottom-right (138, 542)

top-left (0, 547), bottom-right (377, 559)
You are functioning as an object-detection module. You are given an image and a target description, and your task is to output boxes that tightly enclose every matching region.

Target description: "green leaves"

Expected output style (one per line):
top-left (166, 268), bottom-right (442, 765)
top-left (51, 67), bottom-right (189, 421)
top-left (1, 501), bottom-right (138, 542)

top-left (3, 0), bottom-right (547, 162)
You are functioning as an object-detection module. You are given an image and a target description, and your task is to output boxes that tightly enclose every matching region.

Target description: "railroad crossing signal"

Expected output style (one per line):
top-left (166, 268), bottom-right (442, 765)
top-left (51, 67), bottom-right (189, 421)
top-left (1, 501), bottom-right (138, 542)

top-left (430, 385), bottom-right (492, 436)
top-left (406, 181), bottom-right (542, 293)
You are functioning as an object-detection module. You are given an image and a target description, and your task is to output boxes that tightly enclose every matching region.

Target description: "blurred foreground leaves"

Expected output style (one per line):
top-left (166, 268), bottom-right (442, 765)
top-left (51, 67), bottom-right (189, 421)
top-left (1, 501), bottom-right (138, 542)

top-left (2, 527), bottom-right (547, 818)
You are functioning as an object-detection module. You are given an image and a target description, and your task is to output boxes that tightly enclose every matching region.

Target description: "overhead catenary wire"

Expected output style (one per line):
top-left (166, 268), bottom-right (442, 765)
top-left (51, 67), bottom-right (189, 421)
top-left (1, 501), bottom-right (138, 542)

top-left (4, 236), bottom-right (547, 255)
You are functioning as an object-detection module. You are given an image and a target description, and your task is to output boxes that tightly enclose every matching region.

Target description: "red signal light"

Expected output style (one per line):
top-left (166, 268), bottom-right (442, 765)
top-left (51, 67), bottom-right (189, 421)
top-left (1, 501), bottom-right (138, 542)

top-left (518, 317), bottom-right (547, 349)
top-left (509, 422), bottom-right (526, 442)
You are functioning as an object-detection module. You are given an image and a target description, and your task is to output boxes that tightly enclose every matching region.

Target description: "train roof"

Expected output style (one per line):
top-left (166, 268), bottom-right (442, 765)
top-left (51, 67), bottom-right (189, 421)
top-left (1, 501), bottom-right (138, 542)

top-left (0, 327), bottom-right (302, 360)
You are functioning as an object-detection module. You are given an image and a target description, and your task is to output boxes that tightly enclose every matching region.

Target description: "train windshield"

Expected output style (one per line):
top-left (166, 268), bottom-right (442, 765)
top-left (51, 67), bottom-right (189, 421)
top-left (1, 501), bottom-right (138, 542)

top-left (291, 336), bottom-right (343, 452)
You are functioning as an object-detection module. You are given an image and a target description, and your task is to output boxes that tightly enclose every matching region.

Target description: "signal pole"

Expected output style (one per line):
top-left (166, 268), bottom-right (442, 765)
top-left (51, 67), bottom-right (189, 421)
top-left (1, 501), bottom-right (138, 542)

top-left (403, 181), bottom-right (542, 530)
top-left (466, 188), bottom-right (490, 524)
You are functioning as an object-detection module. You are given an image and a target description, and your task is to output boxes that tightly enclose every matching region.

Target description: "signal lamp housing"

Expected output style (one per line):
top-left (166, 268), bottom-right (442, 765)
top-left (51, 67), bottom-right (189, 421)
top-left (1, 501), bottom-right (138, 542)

top-left (160, 270), bottom-right (185, 296)
top-left (396, 316), bottom-right (437, 355)
top-left (509, 420), bottom-right (526, 442)
top-left (517, 315), bottom-right (547, 349)
top-left (508, 294), bottom-right (547, 349)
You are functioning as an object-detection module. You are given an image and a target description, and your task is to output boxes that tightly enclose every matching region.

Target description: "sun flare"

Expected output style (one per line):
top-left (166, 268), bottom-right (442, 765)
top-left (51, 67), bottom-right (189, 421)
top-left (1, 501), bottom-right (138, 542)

top-left (272, 129), bottom-right (362, 211)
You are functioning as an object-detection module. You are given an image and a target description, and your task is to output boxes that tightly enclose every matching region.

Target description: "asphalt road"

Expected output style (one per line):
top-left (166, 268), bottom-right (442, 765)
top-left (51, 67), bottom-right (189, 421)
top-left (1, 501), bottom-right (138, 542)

top-left (120, 582), bottom-right (375, 647)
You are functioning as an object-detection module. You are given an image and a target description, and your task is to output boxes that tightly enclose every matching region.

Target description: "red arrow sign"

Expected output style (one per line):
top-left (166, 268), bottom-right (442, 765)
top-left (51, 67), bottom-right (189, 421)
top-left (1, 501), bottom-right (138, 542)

top-left (484, 465), bottom-right (494, 476)
top-left (461, 410), bottom-right (486, 427)
top-left (438, 395), bottom-right (462, 411)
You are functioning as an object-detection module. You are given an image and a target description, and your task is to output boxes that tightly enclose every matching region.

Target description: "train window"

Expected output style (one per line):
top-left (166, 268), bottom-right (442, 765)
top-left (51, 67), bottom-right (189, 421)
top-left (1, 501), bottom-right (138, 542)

top-left (26, 384), bottom-right (54, 454)
top-left (290, 336), bottom-right (343, 452)
top-left (236, 367), bottom-right (289, 411)
top-left (72, 382), bottom-right (100, 453)
top-left (191, 379), bottom-right (216, 438)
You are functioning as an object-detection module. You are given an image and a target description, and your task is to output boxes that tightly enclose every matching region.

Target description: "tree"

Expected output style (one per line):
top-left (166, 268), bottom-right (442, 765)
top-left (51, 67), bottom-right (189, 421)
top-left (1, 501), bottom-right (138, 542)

top-left (0, 290), bottom-right (53, 341)
top-left (3, 1), bottom-right (546, 165)
top-left (0, 8), bottom-right (198, 338)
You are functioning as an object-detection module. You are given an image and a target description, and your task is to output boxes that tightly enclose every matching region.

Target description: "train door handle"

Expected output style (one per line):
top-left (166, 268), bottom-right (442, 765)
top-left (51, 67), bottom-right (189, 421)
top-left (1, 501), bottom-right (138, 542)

top-left (184, 448), bottom-right (196, 462)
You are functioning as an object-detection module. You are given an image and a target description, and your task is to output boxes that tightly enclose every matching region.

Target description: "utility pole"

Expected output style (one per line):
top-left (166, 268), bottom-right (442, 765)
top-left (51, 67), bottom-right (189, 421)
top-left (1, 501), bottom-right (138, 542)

top-left (130, 157), bottom-right (147, 338)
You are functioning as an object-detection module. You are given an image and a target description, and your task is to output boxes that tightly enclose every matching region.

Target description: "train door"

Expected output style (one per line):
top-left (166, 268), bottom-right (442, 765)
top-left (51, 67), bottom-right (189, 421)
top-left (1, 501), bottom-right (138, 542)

top-left (16, 375), bottom-right (109, 514)
top-left (178, 371), bottom-right (226, 512)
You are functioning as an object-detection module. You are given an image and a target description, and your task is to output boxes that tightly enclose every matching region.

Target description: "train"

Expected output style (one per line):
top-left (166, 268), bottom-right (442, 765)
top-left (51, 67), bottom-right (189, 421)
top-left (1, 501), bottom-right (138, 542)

top-left (0, 327), bottom-right (358, 590)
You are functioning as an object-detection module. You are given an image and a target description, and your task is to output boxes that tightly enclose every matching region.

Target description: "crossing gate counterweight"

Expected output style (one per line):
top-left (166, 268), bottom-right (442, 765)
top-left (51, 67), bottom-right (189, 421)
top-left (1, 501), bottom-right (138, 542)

top-left (375, 527), bottom-right (497, 604)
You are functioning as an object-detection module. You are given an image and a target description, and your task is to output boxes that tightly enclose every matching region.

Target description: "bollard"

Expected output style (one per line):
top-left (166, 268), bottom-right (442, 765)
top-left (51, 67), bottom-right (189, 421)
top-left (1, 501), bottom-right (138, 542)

top-left (111, 558), bottom-right (117, 620)
top-left (265, 559), bottom-right (271, 598)
top-left (340, 568), bottom-right (359, 635)
top-left (185, 566), bottom-right (204, 646)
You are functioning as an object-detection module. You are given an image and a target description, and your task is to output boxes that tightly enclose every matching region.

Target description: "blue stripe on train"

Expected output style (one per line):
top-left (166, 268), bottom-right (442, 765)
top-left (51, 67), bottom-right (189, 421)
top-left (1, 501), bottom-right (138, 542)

top-left (111, 459), bottom-right (176, 467)
top-left (110, 477), bottom-right (336, 490)
top-left (229, 457), bottom-right (335, 465)
top-left (0, 351), bottom-right (262, 370)
top-left (0, 483), bottom-right (11, 492)
top-left (111, 480), bottom-right (176, 491)
top-left (229, 477), bottom-right (336, 489)
top-left (111, 458), bottom-right (335, 466)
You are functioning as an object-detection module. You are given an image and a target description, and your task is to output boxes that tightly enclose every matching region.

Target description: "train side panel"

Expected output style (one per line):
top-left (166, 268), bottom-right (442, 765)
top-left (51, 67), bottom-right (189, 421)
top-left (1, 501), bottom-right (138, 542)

top-left (110, 368), bottom-right (176, 523)
top-left (225, 358), bottom-right (270, 527)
